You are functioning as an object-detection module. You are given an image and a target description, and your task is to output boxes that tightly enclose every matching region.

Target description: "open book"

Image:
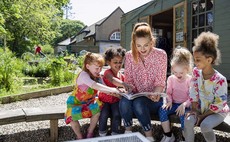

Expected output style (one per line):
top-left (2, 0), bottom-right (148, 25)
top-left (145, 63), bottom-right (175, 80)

top-left (120, 92), bottom-right (167, 100)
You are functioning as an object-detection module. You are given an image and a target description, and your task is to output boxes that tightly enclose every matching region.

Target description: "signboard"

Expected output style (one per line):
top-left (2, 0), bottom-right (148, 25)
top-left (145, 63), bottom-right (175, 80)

top-left (176, 31), bottom-right (184, 42)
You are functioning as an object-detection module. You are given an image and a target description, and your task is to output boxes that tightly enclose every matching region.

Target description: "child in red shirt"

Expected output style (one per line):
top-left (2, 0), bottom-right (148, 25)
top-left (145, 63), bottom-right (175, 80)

top-left (98, 47), bottom-right (131, 136)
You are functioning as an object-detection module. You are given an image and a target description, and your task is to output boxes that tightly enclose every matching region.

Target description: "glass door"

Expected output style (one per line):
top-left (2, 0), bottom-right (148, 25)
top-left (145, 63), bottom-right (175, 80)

top-left (173, 1), bottom-right (187, 48)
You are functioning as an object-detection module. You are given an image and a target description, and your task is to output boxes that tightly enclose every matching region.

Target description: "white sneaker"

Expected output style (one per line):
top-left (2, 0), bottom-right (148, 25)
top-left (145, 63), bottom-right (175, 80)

top-left (160, 134), bottom-right (175, 142)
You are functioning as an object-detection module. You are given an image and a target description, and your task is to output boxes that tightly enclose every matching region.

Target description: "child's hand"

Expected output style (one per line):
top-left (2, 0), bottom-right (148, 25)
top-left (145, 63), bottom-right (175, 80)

top-left (109, 93), bottom-right (121, 98)
top-left (185, 110), bottom-right (198, 119)
top-left (162, 101), bottom-right (172, 110)
top-left (122, 82), bottom-right (133, 93)
top-left (175, 103), bottom-right (186, 116)
top-left (195, 114), bottom-right (205, 126)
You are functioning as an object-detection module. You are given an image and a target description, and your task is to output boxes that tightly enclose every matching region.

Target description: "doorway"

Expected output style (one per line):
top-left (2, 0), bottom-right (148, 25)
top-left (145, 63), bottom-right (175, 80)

top-left (151, 9), bottom-right (173, 74)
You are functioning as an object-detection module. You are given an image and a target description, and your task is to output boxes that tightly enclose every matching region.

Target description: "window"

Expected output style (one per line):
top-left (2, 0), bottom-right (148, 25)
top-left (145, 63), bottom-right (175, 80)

top-left (110, 32), bottom-right (121, 41)
top-left (191, 0), bottom-right (213, 45)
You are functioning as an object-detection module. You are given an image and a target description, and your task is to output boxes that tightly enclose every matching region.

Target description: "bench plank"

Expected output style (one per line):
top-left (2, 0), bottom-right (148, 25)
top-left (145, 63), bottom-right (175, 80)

top-left (149, 113), bottom-right (230, 133)
top-left (0, 109), bottom-right (26, 125)
top-left (23, 106), bottom-right (65, 122)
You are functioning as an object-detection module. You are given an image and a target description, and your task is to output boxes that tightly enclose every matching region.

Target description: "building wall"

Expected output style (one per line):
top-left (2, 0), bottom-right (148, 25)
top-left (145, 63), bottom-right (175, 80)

top-left (121, 0), bottom-right (230, 79)
top-left (98, 42), bottom-right (121, 53)
top-left (213, 0), bottom-right (230, 79)
top-left (96, 8), bottom-right (124, 41)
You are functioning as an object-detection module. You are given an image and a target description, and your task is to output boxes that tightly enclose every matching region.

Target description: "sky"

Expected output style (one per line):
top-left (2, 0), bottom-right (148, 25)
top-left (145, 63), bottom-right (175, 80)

top-left (67, 0), bottom-right (152, 26)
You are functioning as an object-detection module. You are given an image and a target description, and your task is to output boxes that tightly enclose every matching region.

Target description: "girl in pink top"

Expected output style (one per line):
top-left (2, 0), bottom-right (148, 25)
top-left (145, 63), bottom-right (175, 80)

top-left (159, 47), bottom-right (193, 142)
top-left (184, 32), bottom-right (229, 142)
top-left (119, 22), bottom-right (167, 142)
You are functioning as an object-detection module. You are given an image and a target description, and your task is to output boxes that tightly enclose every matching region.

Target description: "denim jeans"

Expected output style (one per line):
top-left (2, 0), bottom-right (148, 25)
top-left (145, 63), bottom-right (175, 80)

top-left (119, 96), bottom-right (163, 131)
top-left (99, 102), bottom-right (121, 134)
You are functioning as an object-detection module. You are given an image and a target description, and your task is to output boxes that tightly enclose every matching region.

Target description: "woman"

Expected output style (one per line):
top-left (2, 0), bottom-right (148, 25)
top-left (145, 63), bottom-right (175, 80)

top-left (119, 22), bottom-right (167, 142)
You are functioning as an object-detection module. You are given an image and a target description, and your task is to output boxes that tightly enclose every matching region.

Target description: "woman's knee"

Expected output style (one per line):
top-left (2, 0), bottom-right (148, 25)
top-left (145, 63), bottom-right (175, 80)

top-left (119, 98), bottom-right (131, 112)
top-left (133, 97), bottom-right (148, 114)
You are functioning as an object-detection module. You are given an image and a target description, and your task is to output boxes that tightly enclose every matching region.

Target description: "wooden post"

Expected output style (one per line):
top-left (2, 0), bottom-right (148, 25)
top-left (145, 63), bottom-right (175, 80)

top-left (50, 119), bottom-right (58, 142)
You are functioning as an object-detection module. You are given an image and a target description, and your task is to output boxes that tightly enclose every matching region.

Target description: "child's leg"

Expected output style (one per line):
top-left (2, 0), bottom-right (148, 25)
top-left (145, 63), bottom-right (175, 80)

top-left (159, 103), bottom-right (178, 141)
top-left (99, 103), bottom-right (110, 136)
top-left (88, 112), bottom-right (100, 136)
top-left (200, 113), bottom-right (226, 142)
top-left (159, 105), bottom-right (177, 133)
top-left (111, 102), bottom-right (121, 135)
top-left (70, 120), bottom-right (83, 139)
top-left (184, 115), bottom-right (196, 142)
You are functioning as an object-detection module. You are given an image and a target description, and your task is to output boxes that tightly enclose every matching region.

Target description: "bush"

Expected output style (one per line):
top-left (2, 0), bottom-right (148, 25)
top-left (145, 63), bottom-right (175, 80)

top-left (0, 48), bottom-right (23, 92)
top-left (50, 57), bottom-right (66, 86)
top-left (76, 55), bottom-right (84, 68)
top-left (41, 44), bottom-right (54, 55)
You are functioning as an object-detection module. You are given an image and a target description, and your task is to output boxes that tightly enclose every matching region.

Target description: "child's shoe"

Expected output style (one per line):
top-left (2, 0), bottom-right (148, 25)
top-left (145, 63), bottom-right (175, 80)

top-left (86, 132), bottom-right (94, 138)
top-left (160, 134), bottom-right (175, 142)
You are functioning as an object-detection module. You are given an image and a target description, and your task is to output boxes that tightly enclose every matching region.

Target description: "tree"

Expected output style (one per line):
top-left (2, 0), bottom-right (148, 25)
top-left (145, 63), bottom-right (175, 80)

top-left (0, 0), bottom-right (70, 56)
top-left (52, 19), bottom-right (85, 46)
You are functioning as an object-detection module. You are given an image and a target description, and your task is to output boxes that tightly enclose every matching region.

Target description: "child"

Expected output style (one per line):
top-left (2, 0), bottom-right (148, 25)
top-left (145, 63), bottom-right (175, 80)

top-left (159, 47), bottom-right (193, 142)
top-left (184, 32), bottom-right (229, 142)
top-left (64, 52), bottom-right (121, 139)
top-left (98, 47), bottom-right (131, 136)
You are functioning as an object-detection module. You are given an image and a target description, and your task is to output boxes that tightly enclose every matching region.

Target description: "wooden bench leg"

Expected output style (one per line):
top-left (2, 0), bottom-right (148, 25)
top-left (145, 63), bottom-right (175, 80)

top-left (50, 119), bottom-right (58, 142)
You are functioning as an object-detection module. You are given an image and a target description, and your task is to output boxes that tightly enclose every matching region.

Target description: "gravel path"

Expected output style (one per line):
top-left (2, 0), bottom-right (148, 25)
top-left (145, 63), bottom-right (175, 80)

top-left (0, 93), bottom-right (230, 142)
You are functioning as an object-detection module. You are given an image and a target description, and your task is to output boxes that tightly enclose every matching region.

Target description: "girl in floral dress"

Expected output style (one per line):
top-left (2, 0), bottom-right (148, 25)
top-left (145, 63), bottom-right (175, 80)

top-left (65, 52), bottom-right (120, 139)
top-left (184, 32), bottom-right (229, 142)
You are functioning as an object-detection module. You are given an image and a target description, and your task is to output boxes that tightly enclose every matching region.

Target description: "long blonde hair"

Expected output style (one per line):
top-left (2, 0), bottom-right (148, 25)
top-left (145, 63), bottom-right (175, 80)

top-left (131, 22), bottom-right (155, 63)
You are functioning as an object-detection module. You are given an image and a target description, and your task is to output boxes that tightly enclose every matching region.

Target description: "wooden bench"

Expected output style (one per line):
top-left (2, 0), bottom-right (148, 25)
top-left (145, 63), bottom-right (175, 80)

top-left (0, 106), bottom-right (65, 142)
top-left (0, 107), bottom-right (230, 142)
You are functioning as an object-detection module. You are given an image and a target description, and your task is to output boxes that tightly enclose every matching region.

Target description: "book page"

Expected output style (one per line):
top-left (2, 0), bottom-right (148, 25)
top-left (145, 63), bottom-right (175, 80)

top-left (120, 92), bottom-right (167, 100)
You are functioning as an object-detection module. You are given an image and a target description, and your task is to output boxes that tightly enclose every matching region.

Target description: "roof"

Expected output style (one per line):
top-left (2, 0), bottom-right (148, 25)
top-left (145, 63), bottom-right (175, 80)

top-left (58, 38), bottom-right (71, 46)
top-left (122, 0), bottom-right (157, 24)
top-left (75, 7), bottom-right (124, 39)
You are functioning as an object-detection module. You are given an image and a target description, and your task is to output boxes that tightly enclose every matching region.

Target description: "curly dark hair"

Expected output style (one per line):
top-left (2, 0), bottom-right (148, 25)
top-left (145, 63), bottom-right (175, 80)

top-left (193, 31), bottom-right (221, 65)
top-left (104, 47), bottom-right (126, 61)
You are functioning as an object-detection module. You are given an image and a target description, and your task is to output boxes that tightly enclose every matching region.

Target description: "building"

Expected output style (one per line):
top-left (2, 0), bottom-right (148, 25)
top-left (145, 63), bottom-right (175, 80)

top-left (121, 0), bottom-right (230, 80)
top-left (68, 7), bottom-right (124, 55)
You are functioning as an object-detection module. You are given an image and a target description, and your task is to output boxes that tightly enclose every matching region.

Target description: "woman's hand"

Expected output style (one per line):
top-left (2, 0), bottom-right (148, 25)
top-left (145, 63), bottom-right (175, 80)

top-left (162, 101), bottom-right (172, 110)
top-left (148, 93), bottom-right (161, 102)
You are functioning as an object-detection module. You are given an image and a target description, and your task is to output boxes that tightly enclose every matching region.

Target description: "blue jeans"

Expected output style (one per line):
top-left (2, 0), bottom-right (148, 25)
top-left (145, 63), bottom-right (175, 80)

top-left (119, 96), bottom-right (163, 131)
top-left (99, 102), bottom-right (121, 134)
top-left (159, 103), bottom-right (190, 129)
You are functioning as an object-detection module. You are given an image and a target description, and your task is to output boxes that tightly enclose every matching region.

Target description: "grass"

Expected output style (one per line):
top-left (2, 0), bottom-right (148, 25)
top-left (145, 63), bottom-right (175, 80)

top-left (0, 82), bottom-right (73, 98)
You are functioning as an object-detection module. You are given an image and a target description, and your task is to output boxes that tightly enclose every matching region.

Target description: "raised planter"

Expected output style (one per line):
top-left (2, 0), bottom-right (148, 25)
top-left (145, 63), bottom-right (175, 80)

top-left (0, 85), bottom-right (74, 104)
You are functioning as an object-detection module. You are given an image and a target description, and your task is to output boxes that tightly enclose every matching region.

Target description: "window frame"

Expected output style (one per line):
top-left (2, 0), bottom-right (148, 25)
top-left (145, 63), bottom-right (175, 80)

top-left (190, 0), bottom-right (214, 47)
top-left (110, 31), bottom-right (121, 41)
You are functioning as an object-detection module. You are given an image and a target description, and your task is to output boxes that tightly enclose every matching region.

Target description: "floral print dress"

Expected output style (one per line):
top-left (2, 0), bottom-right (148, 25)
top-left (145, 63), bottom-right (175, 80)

top-left (65, 71), bottom-right (103, 124)
top-left (189, 67), bottom-right (229, 114)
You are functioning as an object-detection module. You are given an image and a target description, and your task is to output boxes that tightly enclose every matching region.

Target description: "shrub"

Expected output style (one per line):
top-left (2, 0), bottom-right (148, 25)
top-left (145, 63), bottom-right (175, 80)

top-left (0, 48), bottom-right (23, 92)
top-left (76, 55), bottom-right (85, 68)
top-left (49, 57), bottom-right (66, 86)
top-left (41, 44), bottom-right (54, 55)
